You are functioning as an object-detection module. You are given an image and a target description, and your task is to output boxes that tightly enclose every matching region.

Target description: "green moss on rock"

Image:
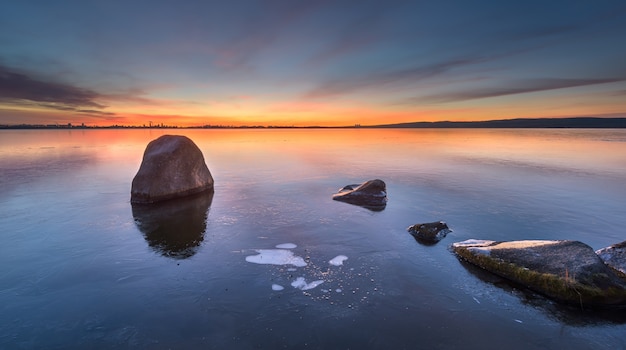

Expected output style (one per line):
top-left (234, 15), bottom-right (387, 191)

top-left (452, 240), bottom-right (626, 307)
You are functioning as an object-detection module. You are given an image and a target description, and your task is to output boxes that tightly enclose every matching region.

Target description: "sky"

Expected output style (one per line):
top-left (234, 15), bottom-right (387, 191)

top-left (1, 0), bottom-right (626, 127)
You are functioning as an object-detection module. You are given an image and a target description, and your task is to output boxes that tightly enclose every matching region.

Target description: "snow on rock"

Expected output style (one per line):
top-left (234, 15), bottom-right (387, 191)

top-left (452, 239), bottom-right (496, 248)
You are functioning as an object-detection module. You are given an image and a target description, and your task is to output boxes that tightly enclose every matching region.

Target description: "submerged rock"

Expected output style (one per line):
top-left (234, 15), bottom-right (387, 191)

top-left (597, 241), bottom-right (626, 280)
top-left (131, 135), bottom-right (214, 203)
top-left (332, 179), bottom-right (387, 211)
top-left (452, 239), bottom-right (626, 307)
top-left (407, 221), bottom-right (451, 245)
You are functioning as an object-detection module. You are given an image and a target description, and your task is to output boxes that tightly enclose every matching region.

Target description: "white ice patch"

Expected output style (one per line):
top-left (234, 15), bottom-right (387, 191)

top-left (245, 249), bottom-right (307, 267)
top-left (275, 243), bottom-right (297, 249)
top-left (291, 277), bottom-right (324, 291)
top-left (272, 284), bottom-right (284, 291)
top-left (329, 255), bottom-right (348, 266)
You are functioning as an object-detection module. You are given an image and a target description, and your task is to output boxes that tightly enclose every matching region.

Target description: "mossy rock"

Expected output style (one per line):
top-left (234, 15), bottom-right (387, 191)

top-left (452, 239), bottom-right (626, 307)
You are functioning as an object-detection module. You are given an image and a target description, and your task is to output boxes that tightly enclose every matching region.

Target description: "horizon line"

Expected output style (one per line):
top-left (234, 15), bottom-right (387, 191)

top-left (2, 116), bottom-right (626, 130)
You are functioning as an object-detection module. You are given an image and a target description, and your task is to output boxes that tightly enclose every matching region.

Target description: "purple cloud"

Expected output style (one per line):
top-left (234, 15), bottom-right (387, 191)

top-left (0, 64), bottom-right (107, 110)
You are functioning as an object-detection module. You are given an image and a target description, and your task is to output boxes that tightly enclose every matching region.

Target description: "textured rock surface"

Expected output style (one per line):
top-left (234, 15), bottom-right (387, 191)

top-left (452, 239), bottom-right (626, 306)
top-left (407, 221), bottom-right (451, 244)
top-left (131, 135), bottom-right (214, 203)
top-left (597, 241), bottom-right (626, 280)
top-left (332, 179), bottom-right (387, 211)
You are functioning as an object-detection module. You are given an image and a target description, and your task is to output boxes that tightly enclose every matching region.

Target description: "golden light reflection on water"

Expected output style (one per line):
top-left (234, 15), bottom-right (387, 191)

top-left (1, 128), bottom-right (625, 178)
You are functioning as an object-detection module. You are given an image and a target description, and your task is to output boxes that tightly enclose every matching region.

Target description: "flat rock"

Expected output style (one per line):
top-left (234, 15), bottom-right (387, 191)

top-left (131, 135), bottom-right (214, 203)
top-left (332, 179), bottom-right (387, 211)
top-left (407, 221), bottom-right (451, 245)
top-left (597, 241), bottom-right (626, 280)
top-left (452, 239), bottom-right (626, 306)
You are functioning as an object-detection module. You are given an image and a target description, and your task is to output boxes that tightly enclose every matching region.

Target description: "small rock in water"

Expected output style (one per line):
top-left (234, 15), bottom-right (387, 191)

top-left (407, 221), bottom-right (451, 245)
top-left (272, 284), bottom-right (284, 291)
top-left (332, 179), bottom-right (387, 211)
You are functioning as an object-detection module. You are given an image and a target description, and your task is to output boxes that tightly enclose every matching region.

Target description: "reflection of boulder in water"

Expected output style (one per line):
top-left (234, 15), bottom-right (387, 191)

top-left (132, 191), bottom-right (213, 259)
top-left (458, 259), bottom-right (626, 325)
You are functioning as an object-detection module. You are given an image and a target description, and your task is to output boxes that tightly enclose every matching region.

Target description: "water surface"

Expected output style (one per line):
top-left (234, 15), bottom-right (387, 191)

top-left (1, 128), bottom-right (626, 349)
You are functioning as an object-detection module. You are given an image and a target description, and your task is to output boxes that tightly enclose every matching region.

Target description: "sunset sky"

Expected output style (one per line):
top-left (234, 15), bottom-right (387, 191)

top-left (1, 0), bottom-right (625, 127)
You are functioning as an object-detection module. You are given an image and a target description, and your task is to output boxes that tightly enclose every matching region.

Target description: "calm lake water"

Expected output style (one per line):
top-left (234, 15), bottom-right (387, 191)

top-left (1, 128), bottom-right (626, 349)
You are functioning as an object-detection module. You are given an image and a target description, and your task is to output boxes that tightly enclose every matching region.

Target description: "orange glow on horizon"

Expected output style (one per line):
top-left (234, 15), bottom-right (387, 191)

top-left (2, 89), bottom-right (625, 127)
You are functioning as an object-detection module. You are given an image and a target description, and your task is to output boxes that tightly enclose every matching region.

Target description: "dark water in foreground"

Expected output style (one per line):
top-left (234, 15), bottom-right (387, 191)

top-left (1, 128), bottom-right (626, 349)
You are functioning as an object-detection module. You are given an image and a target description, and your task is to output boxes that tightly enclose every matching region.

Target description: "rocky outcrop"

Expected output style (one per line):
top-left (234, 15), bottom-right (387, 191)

top-left (452, 239), bottom-right (626, 306)
top-left (131, 135), bottom-right (214, 203)
top-left (597, 241), bottom-right (626, 280)
top-left (332, 179), bottom-right (387, 211)
top-left (407, 221), bottom-right (451, 245)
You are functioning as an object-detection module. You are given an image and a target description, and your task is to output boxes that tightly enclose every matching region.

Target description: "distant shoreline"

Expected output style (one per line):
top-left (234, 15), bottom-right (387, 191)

top-left (2, 117), bottom-right (625, 129)
top-left (368, 117), bottom-right (626, 129)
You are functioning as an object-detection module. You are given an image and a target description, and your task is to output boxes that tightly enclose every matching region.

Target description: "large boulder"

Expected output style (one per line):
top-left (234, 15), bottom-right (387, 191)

top-left (332, 179), bottom-right (387, 211)
top-left (452, 239), bottom-right (626, 306)
top-left (131, 135), bottom-right (214, 203)
top-left (407, 221), bottom-right (451, 245)
top-left (596, 241), bottom-right (626, 280)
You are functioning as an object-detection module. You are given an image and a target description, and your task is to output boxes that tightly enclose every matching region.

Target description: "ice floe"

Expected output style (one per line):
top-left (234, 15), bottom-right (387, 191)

top-left (291, 277), bottom-right (324, 291)
top-left (245, 249), bottom-right (307, 267)
top-left (329, 255), bottom-right (348, 266)
top-left (275, 243), bottom-right (297, 249)
top-left (244, 243), bottom-right (363, 298)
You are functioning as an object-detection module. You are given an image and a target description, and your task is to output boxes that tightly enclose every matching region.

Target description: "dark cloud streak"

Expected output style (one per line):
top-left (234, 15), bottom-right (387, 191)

top-left (406, 78), bottom-right (626, 104)
top-left (304, 56), bottom-right (487, 99)
top-left (0, 64), bottom-right (107, 110)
